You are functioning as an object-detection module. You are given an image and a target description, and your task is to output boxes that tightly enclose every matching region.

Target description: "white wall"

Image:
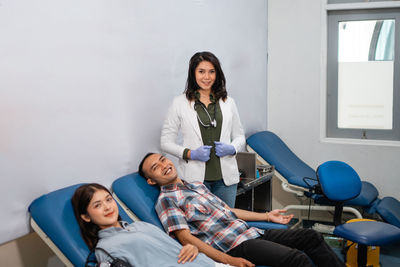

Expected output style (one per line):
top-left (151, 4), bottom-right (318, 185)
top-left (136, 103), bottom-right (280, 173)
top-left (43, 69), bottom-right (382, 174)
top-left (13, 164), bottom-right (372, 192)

top-left (268, 0), bottom-right (400, 199)
top-left (0, 0), bottom-right (268, 244)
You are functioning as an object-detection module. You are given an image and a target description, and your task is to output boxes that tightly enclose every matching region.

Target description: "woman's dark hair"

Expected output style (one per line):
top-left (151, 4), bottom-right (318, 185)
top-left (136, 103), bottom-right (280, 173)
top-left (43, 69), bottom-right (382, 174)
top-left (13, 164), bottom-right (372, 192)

top-left (138, 152), bottom-right (155, 179)
top-left (184, 51), bottom-right (227, 102)
top-left (71, 183), bottom-right (121, 250)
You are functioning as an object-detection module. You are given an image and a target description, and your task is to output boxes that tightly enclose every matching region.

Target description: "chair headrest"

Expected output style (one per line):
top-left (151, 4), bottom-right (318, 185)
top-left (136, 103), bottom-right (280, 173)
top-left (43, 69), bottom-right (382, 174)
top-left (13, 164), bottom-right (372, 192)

top-left (112, 172), bottom-right (164, 229)
top-left (317, 161), bottom-right (362, 202)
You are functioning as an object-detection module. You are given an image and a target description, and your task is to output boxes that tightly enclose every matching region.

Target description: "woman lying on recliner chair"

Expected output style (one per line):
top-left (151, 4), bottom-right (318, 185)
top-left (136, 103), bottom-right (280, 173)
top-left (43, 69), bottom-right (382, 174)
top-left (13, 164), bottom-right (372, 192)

top-left (71, 183), bottom-right (231, 267)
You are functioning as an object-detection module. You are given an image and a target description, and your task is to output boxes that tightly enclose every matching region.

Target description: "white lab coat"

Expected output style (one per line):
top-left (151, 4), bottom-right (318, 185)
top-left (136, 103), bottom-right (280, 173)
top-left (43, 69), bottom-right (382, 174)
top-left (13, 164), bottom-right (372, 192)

top-left (160, 94), bottom-right (245, 186)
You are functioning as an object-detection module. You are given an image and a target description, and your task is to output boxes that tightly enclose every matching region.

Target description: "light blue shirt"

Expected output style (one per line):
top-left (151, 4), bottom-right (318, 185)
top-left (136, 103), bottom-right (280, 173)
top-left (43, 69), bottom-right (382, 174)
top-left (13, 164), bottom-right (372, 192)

top-left (96, 221), bottom-right (215, 267)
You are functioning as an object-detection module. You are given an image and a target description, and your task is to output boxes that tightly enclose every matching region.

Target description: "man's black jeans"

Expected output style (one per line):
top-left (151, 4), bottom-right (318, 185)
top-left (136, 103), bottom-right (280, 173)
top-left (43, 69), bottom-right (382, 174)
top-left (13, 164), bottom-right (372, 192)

top-left (227, 228), bottom-right (345, 267)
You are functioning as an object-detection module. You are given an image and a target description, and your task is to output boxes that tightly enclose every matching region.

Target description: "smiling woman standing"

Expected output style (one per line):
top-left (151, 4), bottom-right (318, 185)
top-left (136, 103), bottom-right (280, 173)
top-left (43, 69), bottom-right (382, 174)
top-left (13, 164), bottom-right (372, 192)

top-left (160, 52), bottom-right (245, 207)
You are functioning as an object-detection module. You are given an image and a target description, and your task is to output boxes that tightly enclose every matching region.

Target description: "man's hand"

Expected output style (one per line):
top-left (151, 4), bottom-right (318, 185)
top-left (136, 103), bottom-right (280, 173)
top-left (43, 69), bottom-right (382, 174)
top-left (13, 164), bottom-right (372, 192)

top-left (174, 229), bottom-right (253, 266)
top-left (178, 244), bottom-right (199, 264)
top-left (267, 209), bottom-right (294, 224)
top-left (226, 255), bottom-right (255, 267)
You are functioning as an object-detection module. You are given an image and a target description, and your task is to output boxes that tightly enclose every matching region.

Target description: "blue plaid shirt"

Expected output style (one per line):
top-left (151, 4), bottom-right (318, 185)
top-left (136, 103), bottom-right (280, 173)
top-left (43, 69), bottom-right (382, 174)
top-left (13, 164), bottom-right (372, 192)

top-left (155, 181), bottom-right (262, 252)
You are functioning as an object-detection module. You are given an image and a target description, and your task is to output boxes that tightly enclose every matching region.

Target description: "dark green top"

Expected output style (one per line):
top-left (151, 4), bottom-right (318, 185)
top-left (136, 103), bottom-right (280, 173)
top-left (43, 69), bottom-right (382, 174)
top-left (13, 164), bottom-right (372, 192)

top-left (183, 92), bottom-right (223, 181)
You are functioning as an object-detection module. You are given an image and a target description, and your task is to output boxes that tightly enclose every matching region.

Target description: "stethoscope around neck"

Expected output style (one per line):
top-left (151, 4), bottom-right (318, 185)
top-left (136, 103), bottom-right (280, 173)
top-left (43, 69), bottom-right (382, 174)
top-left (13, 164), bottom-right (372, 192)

top-left (194, 101), bottom-right (217, 128)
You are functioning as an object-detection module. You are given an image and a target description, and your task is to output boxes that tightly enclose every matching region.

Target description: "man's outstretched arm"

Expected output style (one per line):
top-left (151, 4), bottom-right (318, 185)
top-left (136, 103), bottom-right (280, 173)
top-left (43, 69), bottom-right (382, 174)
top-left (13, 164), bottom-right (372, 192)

top-left (229, 207), bottom-right (294, 224)
top-left (174, 229), bottom-right (255, 267)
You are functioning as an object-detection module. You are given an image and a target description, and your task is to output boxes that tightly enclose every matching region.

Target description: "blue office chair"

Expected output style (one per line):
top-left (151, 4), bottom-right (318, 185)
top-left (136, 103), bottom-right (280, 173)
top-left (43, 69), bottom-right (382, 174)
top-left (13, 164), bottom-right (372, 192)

top-left (316, 161), bottom-right (400, 267)
top-left (247, 131), bottom-right (400, 227)
top-left (28, 183), bottom-right (132, 267)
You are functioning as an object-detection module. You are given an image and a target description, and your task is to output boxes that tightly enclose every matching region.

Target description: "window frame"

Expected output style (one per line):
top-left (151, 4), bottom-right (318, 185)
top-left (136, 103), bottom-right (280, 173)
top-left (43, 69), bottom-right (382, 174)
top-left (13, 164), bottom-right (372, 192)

top-left (326, 8), bottom-right (400, 141)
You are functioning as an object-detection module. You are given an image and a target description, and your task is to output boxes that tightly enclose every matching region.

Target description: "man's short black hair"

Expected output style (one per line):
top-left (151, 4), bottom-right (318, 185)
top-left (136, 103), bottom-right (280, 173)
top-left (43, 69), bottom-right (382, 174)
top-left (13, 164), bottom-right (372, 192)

top-left (138, 152), bottom-right (155, 178)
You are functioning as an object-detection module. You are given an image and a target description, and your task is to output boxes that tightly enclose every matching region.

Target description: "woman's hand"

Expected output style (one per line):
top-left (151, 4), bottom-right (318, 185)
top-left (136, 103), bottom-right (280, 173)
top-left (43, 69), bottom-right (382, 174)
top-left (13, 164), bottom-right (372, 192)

top-left (267, 209), bottom-right (294, 224)
top-left (190, 146), bottom-right (212, 161)
top-left (214, 141), bottom-right (236, 157)
top-left (178, 244), bottom-right (199, 264)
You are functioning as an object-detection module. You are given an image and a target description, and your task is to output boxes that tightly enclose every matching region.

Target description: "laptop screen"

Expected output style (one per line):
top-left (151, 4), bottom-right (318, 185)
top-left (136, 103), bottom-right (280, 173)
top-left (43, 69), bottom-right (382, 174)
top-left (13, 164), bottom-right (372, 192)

top-left (236, 152), bottom-right (256, 179)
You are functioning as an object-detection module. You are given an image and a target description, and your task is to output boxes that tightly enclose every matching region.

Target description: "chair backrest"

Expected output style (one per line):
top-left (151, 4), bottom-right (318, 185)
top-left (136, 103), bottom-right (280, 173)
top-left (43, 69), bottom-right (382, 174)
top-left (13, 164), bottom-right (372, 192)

top-left (247, 131), bottom-right (317, 188)
top-left (316, 161), bottom-right (362, 202)
top-left (376, 197), bottom-right (400, 228)
top-left (29, 183), bottom-right (132, 267)
top-left (112, 172), bottom-right (164, 230)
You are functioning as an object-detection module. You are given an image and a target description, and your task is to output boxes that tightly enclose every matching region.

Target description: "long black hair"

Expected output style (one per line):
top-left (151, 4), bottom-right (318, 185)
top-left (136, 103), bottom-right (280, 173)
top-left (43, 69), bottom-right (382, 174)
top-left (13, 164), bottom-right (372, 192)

top-left (184, 51), bottom-right (227, 102)
top-left (71, 183), bottom-right (121, 250)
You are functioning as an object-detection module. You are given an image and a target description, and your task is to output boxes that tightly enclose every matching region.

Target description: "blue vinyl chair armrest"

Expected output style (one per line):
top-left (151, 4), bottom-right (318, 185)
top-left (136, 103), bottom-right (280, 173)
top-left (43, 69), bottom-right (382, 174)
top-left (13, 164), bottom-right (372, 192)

top-left (246, 221), bottom-right (288, 230)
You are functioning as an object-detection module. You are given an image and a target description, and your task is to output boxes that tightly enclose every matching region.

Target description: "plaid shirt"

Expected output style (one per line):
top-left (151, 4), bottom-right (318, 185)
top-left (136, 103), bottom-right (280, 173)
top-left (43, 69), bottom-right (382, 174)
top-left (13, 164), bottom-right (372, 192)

top-left (155, 181), bottom-right (262, 252)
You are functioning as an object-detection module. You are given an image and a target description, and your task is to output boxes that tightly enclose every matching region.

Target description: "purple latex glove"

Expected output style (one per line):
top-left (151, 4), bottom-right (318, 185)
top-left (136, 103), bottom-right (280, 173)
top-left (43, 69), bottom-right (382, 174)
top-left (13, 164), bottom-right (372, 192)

top-left (190, 145), bottom-right (212, 162)
top-left (214, 141), bottom-right (236, 157)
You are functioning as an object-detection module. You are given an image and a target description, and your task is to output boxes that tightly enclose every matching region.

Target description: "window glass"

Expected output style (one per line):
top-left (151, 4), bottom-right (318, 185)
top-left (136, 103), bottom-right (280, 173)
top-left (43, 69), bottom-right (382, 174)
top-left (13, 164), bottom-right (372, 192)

top-left (326, 9), bottom-right (400, 141)
top-left (337, 19), bottom-right (394, 130)
top-left (375, 20), bottom-right (395, 61)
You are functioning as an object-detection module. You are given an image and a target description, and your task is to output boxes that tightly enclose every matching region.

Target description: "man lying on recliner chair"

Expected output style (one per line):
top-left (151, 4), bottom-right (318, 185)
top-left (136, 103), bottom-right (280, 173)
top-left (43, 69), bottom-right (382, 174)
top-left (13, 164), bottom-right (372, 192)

top-left (138, 152), bottom-right (345, 267)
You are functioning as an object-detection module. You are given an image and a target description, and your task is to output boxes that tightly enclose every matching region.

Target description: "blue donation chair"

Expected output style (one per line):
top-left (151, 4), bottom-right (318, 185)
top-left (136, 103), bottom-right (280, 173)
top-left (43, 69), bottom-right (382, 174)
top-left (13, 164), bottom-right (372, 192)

top-left (112, 172), bottom-right (289, 267)
top-left (112, 172), bottom-right (289, 231)
top-left (246, 131), bottom-right (400, 227)
top-left (28, 183), bottom-right (132, 267)
top-left (316, 161), bottom-right (400, 267)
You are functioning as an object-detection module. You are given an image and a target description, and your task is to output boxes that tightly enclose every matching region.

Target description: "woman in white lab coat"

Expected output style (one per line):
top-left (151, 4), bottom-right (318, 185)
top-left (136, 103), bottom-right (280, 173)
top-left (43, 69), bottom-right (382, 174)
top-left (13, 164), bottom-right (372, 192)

top-left (160, 52), bottom-right (245, 207)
